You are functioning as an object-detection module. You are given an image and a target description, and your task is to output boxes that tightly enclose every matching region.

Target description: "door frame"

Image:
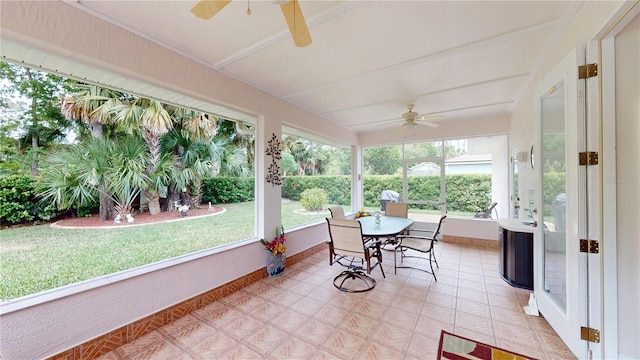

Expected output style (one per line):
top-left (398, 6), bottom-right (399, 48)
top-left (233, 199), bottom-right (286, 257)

top-left (594, 3), bottom-right (639, 358)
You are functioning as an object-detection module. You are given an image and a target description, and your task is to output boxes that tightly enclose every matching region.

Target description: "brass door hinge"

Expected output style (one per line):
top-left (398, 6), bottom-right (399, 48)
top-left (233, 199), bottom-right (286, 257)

top-left (580, 239), bottom-right (599, 254)
top-left (579, 63), bottom-right (598, 79)
top-left (579, 151), bottom-right (599, 166)
top-left (581, 326), bottom-right (601, 343)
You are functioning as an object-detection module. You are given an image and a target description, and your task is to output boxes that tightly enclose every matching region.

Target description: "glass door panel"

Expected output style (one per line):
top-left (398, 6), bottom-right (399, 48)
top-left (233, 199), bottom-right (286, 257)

top-left (541, 82), bottom-right (567, 311)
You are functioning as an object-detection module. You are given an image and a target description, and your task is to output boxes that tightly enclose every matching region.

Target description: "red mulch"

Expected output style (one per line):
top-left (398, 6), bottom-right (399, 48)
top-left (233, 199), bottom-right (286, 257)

top-left (52, 206), bottom-right (224, 228)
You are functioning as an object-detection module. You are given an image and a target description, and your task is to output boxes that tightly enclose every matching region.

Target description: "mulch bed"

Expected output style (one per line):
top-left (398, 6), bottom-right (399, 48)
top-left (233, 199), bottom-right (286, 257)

top-left (51, 206), bottom-right (224, 228)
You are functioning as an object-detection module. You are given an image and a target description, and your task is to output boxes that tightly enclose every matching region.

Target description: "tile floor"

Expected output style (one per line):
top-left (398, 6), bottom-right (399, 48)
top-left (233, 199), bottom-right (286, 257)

top-left (97, 242), bottom-right (576, 359)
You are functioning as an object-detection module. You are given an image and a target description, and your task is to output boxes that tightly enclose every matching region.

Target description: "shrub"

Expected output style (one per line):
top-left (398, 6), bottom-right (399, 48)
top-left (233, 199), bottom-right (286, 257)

top-left (0, 174), bottom-right (62, 225)
top-left (282, 175), bottom-right (351, 204)
top-left (201, 177), bottom-right (255, 204)
top-left (300, 188), bottom-right (327, 211)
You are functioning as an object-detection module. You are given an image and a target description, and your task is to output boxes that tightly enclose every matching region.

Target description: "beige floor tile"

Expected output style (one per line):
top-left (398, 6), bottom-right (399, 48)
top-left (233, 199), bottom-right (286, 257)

top-left (368, 323), bottom-right (412, 353)
top-left (296, 317), bottom-right (337, 347)
top-left (380, 307), bottom-right (420, 331)
top-left (322, 329), bottom-right (367, 359)
top-left (414, 316), bottom-right (453, 339)
top-left (406, 332), bottom-right (441, 359)
top-left (241, 324), bottom-right (288, 355)
top-left (455, 311), bottom-right (495, 337)
top-left (421, 302), bottom-right (456, 325)
top-left (222, 314), bottom-right (265, 340)
top-left (218, 344), bottom-right (263, 360)
top-left (338, 313), bottom-right (379, 338)
top-left (98, 243), bottom-right (574, 360)
top-left (186, 331), bottom-right (239, 359)
top-left (389, 294), bottom-right (424, 315)
top-left (165, 321), bottom-right (217, 349)
top-left (353, 341), bottom-right (404, 360)
top-left (269, 336), bottom-right (318, 360)
top-left (456, 298), bottom-right (491, 318)
top-left (269, 309), bottom-right (310, 333)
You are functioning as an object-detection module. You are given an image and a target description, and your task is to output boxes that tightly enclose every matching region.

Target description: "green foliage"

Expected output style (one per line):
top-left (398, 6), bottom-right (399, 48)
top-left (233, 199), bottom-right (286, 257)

top-left (281, 152), bottom-right (297, 176)
top-left (542, 172), bottom-right (565, 217)
top-left (363, 146), bottom-right (402, 175)
top-left (0, 175), bottom-right (36, 224)
top-left (282, 175), bottom-right (351, 205)
top-left (201, 177), bottom-right (255, 204)
top-left (300, 188), bottom-right (328, 211)
top-left (0, 174), bottom-right (61, 225)
top-left (445, 174), bottom-right (492, 212)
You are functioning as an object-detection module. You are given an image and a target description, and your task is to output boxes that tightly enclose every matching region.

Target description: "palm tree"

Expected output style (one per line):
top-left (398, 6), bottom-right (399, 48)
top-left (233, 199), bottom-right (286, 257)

top-left (59, 84), bottom-right (125, 219)
top-left (111, 97), bottom-right (175, 215)
top-left (59, 84), bottom-right (124, 139)
top-left (38, 136), bottom-right (152, 220)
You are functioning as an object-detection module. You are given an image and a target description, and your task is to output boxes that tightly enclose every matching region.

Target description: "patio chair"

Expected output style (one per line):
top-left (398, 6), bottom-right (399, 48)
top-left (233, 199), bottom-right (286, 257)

top-left (384, 202), bottom-right (408, 218)
top-left (326, 218), bottom-right (385, 292)
top-left (394, 215), bottom-right (446, 281)
top-left (328, 206), bottom-right (345, 219)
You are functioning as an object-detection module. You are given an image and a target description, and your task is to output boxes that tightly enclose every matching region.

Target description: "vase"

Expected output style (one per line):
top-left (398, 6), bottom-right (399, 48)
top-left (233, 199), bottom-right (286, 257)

top-left (266, 253), bottom-right (286, 277)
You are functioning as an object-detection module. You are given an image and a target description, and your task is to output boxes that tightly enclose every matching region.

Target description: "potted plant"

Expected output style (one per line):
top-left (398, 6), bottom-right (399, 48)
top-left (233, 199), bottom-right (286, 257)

top-left (261, 225), bottom-right (287, 277)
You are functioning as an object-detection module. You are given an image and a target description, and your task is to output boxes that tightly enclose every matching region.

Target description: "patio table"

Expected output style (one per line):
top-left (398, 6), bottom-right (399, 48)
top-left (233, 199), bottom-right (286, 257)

top-left (358, 216), bottom-right (413, 238)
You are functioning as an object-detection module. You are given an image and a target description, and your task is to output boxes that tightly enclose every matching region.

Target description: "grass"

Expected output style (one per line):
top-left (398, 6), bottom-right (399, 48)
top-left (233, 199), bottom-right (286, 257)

top-left (0, 200), bottom-right (338, 302)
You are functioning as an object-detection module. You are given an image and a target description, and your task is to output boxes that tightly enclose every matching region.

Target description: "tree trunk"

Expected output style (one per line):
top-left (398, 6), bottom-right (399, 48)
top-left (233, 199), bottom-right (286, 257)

top-left (193, 180), bottom-right (203, 208)
top-left (146, 190), bottom-right (161, 215)
top-left (98, 186), bottom-right (114, 221)
top-left (30, 134), bottom-right (39, 176)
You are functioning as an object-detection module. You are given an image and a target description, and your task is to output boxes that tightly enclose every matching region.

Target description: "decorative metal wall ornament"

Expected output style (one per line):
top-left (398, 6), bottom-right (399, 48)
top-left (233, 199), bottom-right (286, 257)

top-left (266, 133), bottom-right (282, 186)
top-left (266, 133), bottom-right (281, 159)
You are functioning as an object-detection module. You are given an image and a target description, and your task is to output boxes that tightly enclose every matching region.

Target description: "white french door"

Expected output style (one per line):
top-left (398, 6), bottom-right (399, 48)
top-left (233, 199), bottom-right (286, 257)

top-left (533, 46), bottom-right (592, 359)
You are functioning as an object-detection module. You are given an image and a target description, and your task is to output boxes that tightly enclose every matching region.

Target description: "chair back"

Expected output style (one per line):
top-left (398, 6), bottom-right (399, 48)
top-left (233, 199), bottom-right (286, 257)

top-left (432, 215), bottom-right (447, 240)
top-left (328, 206), bottom-right (345, 219)
top-left (385, 202), bottom-right (408, 218)
top-left (326, 218), bottom-right (366, 260)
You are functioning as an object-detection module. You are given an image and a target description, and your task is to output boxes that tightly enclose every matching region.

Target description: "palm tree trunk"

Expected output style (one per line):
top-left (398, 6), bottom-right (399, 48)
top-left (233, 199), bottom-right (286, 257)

top-left (98, 184), bottom-right (114, 221)
top-left (193, 180), bottom-right (203, 207)
top-left (146, 190), bottom-right (161, 215)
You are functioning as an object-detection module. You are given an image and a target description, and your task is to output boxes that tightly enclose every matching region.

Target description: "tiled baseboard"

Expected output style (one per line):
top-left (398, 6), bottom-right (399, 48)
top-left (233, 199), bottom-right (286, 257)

top-left (49, 243), bottom-right (327, 360)
top-left (442, 235), bottom-right (499, 249)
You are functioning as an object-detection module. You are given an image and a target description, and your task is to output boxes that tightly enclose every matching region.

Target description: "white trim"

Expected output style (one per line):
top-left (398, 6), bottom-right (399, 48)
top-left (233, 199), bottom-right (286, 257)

top-left (597, 2), bottom-right (639, 358)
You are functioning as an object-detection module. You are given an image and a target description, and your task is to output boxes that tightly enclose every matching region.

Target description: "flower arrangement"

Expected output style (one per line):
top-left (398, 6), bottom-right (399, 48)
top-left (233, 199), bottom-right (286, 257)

top-left (355, 208), bottom-right (371, 218)
top-left (261, 225), bottom-right (286, 256)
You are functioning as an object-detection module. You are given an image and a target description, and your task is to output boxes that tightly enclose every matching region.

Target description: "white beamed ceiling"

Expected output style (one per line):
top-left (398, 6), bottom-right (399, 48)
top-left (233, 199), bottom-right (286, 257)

top-left (23, 0), bottom-right (579, 134)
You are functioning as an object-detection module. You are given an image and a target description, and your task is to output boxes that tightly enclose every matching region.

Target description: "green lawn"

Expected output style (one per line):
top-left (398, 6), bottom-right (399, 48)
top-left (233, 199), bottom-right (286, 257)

top-left (0, 200), bottom-right (338, 302)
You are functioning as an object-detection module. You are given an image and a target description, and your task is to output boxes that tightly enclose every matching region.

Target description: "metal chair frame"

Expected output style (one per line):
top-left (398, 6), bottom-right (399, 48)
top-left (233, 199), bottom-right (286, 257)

top-left (394, 215), bottom-right (446, 282)
top-left (326, 218), bottom-right (385, 292)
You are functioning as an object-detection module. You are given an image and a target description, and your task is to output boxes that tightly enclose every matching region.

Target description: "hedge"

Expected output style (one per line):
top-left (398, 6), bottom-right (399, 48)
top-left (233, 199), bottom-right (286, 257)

top-left (282, 176), bottom-right (351, 205)
top-left (2, 172), bottom-right (566, 224)
top-left (201, 177), bottom-right (255, 204)
top-left (0, 175), bottom-right (59, 225)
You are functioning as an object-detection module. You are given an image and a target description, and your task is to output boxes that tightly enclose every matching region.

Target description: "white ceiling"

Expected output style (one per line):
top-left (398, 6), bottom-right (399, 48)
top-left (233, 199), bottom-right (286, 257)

top-left (67, 0), bottom-right (578, 134)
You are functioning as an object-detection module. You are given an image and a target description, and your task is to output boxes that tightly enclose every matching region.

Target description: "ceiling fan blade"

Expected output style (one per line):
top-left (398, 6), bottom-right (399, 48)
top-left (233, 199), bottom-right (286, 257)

top-left (416, 114), bottom-right (444, 128)
top-left (280, 0), bottom-right (312, 47)
top-left (191, 0), bottom-right (231, 20)
top-left (421, 121), bottom-right (440, 128)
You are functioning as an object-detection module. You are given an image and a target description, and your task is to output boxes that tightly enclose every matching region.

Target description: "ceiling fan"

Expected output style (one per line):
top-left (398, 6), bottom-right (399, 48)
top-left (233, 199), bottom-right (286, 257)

top-left (191, 0), bottom-right (312, 47)
top-left (400, 104), bottom-right (444, 130)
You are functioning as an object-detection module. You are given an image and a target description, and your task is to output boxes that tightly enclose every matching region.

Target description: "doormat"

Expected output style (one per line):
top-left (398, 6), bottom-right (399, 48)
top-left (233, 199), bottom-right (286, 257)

top-left (438, 330), bottom-right (538, 360)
